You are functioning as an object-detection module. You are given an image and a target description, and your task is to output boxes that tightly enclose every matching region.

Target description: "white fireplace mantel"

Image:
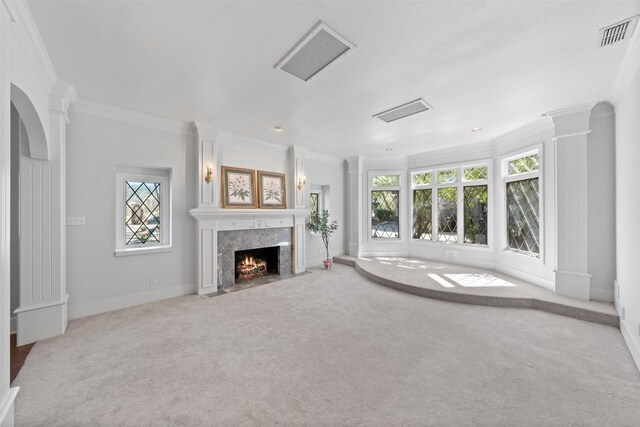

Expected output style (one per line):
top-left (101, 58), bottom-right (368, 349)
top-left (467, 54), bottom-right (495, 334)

top-left (189, 207), bottom-right (309, 295)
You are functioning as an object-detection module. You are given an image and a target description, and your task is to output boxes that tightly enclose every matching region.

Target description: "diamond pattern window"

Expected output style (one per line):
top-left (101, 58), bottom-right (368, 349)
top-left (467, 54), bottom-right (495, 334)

top-left (310, 192), bottom-right (319, 220)
top-left (464, 166), bottom-right (488, 181)
top-left (125, 181), bottom-right (161, 245)
top-left (371, 190), bottom-right (399, 238)
top-left (507, 178), bottom-right (540, 256)
top-left (463, 185), bottom-right (488, 245)
top-left (413, 172), bottom-right (432, 186)
top-left (413, 189), bottom-right (432, 240)
top-left (116, 167), bottom-right (171, 255)
top-left (371, 175), bottom-right (399, 187)
top-left (508, 153), bottom-right (539, 176)
top-left (438, 169), bottom-right (457, 184)
top-left (437, 187), bottom-right (457, 242)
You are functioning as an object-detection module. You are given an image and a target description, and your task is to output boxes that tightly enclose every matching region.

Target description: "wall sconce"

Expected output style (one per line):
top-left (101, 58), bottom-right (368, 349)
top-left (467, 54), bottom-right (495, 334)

top-left (204, 165), bottom-right (213, 184)
top-left (297, 175), bottom-right (306, 190)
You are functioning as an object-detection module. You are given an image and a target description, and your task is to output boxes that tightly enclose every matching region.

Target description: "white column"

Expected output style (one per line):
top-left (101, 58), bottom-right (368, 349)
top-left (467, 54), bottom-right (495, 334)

top-left (288, 146), bottom-right (308, 272)
top-left (14, 81), bottom-right (76, 345)
top-left (347, 156), bottom-right (363, 257)
top-left (193, 121), bottom-right (220, 208)
top-left (546, 103), bottom-right (596, 301)
top-left (287, 146), bottom-right (308, 209)
top-left (0, 4), bottom-right (16, 425)
top-left (192, 122), bottom-right (221, 296)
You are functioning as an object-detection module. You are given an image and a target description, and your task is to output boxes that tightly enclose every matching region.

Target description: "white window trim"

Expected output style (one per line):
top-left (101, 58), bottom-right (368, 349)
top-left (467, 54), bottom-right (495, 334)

top-left (500, 145), bottom-right (544, 262)
top-left (115, 166), bottom-right (172, 257)
top-left (409, 159), bottom-right (493, 249)
top-left (368, 170), bottom-right (404, 242)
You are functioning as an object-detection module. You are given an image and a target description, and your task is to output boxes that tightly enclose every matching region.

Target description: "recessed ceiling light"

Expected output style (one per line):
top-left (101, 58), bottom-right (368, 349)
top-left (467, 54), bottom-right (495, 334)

top-left (471, 127), bottom-right (482, 132)
top-left (273, 126), bottom-right (284, 132)
top-left (385, 148), bottom-right (393, 151)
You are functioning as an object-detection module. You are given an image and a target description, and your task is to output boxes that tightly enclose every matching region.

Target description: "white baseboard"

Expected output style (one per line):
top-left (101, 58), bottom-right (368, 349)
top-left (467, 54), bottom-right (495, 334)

top-left (497, 264), bottom-right (555, 292)
top-left (9, 316), bottom-right (16, 334)
top-left (68, 283), bottom-right (196, 320)
top-left (590, 287), bottom-right (614, 303)
top-left (620, 318), bottom-right (640, 373)
top-left (0, 387), bottom-right (19, 427)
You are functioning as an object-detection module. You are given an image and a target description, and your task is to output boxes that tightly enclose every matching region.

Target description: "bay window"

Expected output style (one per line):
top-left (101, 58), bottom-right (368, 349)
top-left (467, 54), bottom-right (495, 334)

top-left (411, 162), bottom-right (490, 246)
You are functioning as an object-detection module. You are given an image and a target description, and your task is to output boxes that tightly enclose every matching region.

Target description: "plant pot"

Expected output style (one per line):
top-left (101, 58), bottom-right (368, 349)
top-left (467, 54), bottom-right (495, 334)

top-left (323, 259), bottom-right (333, 270)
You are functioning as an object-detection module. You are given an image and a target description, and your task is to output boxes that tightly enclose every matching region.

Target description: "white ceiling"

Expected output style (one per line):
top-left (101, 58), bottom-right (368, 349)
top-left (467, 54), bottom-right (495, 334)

top-left (29, 0), bottom-right (640, 159)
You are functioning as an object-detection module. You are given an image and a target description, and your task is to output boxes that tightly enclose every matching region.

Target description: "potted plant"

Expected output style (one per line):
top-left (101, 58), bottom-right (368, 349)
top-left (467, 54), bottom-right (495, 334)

top-left (308, 209), bottom-right (338, 269)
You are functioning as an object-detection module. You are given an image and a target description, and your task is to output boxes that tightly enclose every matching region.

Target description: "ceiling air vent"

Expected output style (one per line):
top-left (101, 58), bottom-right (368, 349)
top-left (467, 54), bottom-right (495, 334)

top-left (274, 21), bottom-right (355, 81)
top-left (373, 98), bottom-right (433, 123)
top-left (598, 15), bottom-right (639, 48)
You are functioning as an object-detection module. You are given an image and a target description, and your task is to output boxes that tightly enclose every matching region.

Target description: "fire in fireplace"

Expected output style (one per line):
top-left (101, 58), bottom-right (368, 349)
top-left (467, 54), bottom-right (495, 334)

top-left (234, 246), bottom-right (280, 283)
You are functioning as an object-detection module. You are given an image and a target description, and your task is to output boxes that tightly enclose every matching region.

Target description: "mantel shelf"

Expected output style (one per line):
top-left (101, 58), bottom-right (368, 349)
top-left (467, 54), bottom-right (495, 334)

top-left (189, 207), bottom-right (309, 220)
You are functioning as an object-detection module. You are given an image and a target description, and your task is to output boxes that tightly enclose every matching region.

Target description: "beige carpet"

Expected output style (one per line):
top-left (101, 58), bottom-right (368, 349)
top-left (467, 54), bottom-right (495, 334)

top-left (14, 264), bottom-right (640, 426)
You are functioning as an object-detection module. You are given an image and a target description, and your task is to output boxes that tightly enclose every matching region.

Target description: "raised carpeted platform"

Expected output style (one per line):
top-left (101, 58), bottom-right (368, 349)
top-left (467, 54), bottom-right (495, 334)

top-left (335, 255), bottom-right (618, 327)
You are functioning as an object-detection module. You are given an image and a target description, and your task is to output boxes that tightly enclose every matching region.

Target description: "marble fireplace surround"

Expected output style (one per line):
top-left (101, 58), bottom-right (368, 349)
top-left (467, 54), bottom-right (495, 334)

top-left (189, 208), bottom-right (309, 295)
top-left (218, 228), bottom-right (292, 288)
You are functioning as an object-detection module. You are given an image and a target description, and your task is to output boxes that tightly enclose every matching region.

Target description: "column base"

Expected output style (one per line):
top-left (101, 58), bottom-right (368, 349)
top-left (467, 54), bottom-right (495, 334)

top-left (0, 387), bottom-right (19, 427)
top-left (555, 270), bottom-right (591, 301)
top-left (14, 294), bottom-right (68, 346)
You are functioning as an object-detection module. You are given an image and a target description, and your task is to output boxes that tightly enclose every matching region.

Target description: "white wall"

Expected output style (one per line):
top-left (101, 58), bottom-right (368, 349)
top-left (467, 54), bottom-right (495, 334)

top-left (65, 108), bottom-right (198, 319)
top-left (305, 156), bottom-right (347, 266)
top-left (615, 60), bottom-right (640, 369)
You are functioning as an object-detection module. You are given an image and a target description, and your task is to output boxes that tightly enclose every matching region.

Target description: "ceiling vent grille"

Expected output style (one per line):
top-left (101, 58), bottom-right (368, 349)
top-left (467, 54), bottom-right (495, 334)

top-left (275, 21), bottom-right (355, 82)
top-left (598, 15), bottom-right (639, 48)
top-left (373, 99), bottom-right (432, 123)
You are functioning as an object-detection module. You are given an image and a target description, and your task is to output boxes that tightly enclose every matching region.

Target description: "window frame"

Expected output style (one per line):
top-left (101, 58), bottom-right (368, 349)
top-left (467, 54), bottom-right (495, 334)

top-left (309, 184), bottom-right (328, 237)
top-left (115, 166), bottom-right (172, 256)
top-left (501, 145), bottom-right (544, 261)
top-left (368, 170), bottom-right (404, 242)
top-left (410, 159), bottom-right (492, 249)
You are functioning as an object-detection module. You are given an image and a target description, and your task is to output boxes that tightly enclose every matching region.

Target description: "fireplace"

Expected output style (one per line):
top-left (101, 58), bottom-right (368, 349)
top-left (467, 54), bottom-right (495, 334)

top-left (234, 246), bottom-right (280, 283)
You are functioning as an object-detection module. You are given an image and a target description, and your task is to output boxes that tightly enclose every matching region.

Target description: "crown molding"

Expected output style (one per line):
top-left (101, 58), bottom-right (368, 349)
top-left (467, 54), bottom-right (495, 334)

top-left (70, 98), bottom-right (195, 136)
top-left (9, 0), bottom-right (57, 89)
top-left (305, 150), bottom-right (345, 166)
top-left (609, 19), bottom-right (640, 106)
top-left (193, 121), bottom-right (220, 142)
top-left (49, 80), bottom-right (77, 123)
top-left (218, 131), bottom-right (289, 155)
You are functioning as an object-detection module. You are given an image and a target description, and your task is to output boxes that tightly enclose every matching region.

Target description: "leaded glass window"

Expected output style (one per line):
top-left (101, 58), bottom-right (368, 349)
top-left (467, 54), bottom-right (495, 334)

top-left (464, 166), bottom-right (488, 181)
top-left (463, 185), bottom-right (488, 245)
top-left (508, 153), bottom-right (539, 176)
top-left (413, 189), bottom-right (432, 240)
top-left (437, 187), bottom-right (457, 242)
top-left (125, 181), bottom-right (161, 246)
top-left (413, 172), bottom-right (432, 186)
top-left (371, 190), bottom-right (399, 238)
top-left (438, 169), bottom-right (457, 184)
top-left (507, 178), bottom-right (540, 256)
top-left (371, 175), bottom-right (399, 186)
top-left (310, 192), bottom-right (319, 220)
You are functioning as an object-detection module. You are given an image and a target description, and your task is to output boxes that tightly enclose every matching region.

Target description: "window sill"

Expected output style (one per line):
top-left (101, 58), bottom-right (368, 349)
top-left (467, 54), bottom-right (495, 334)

top-left (409, 239), bottom-right (491, 250)
top-left (115, 245), bottom-right (173, 257)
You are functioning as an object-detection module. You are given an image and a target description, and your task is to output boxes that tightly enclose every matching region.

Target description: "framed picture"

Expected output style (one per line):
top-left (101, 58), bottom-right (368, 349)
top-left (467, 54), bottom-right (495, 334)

top-left (257, 171), bottom-right (286, 209)
top-left (221, 166), bottom-right (257, 208)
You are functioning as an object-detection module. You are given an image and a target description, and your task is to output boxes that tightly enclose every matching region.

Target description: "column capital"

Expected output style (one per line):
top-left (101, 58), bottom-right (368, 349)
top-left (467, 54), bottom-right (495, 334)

top-left (49, 80), bottom-right (77, 123)
top-left (193, 121), bottom-right (220, 142)
top-left (544, 102), bottom-right (597, 139)
top-left (347, 156), bottom-right (363, 173)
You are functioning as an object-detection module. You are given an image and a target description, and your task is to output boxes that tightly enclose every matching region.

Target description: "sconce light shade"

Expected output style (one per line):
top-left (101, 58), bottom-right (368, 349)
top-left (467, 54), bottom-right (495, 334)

top-left (297, 175), bottom-right (306, 190)
top-left (205, 165), bottom-right (213, 184)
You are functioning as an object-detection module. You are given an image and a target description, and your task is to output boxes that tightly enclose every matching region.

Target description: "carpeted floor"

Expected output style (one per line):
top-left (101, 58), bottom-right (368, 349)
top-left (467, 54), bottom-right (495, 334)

top-left (13, 264), bottom-right (640, 426)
